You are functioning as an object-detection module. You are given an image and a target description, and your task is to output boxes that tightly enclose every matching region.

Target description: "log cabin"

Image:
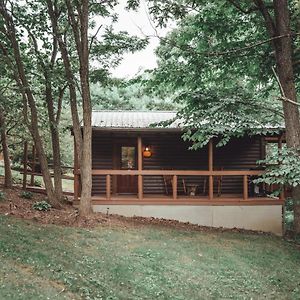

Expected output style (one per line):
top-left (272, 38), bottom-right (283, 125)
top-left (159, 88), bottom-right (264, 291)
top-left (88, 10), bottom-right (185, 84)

top-left (74, 110), bottom-right (285, 235)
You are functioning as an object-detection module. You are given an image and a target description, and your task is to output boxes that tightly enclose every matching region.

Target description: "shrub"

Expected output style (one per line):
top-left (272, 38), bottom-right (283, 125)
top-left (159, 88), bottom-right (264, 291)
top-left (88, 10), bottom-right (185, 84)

top-left (285, 198), bottom-right (294, 211)
top-left (20, 191), bottom-right (33, 199)
top-left (0, 191), bottom-right (5, 201)
top-left (12, 175), bottom-right (22, 184)
top-left (34, 179), bottom-right (42, 187)
top-left (32, 200), bottom-right (51, 211)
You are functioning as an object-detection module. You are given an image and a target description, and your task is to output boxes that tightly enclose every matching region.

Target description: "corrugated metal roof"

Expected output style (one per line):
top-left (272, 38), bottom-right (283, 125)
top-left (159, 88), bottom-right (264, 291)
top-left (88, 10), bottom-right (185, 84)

top-left (92, 110), bottom-right (180, 129)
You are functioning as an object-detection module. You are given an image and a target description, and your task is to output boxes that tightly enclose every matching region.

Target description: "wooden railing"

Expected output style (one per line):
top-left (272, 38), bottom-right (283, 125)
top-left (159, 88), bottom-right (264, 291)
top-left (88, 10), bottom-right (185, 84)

top-left (74, 169), bottom-right (285, 203)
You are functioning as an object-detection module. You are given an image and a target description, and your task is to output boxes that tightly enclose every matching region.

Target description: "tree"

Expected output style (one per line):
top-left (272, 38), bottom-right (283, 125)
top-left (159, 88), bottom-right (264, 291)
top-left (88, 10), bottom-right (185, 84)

top-left (0, 1), bottom-right (61, 207)
top-left (91, 75), bottom-right (179, 111)
top-left (46, 0), bottom-right (148, 216)
top-left (146, 0), bottom-right (300, 234)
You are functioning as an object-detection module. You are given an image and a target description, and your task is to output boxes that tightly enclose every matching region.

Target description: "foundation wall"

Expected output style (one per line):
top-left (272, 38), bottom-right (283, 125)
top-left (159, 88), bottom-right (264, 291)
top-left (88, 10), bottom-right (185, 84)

top-left (93, 205), bottom-right (283, 235)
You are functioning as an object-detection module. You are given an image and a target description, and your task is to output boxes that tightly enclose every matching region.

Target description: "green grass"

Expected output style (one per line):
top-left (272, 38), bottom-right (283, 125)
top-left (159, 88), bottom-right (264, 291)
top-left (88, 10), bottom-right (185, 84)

top-left (0, 216), bottom-right (300, 300)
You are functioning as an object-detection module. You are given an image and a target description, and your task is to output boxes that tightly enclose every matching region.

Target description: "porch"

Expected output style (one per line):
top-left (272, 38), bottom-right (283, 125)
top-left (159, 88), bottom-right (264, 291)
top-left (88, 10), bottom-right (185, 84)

top-left (74, 137), bottom-right (285, 206)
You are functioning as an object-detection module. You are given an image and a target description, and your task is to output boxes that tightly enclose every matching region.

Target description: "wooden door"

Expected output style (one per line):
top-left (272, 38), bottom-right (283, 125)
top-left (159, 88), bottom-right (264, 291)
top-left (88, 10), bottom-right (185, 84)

top-left (117, 145), bottom-right (138, 194)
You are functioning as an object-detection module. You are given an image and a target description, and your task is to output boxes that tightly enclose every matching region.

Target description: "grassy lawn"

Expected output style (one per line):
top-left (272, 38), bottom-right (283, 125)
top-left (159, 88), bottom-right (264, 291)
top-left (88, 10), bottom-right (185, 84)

top-left (0, 216), bottom-right (300, 300)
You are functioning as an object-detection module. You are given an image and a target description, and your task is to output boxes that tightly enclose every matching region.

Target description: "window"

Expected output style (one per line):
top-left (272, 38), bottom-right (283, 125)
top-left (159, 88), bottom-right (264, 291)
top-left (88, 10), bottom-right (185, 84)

top-left (121, 146), bottom-right (136, 169)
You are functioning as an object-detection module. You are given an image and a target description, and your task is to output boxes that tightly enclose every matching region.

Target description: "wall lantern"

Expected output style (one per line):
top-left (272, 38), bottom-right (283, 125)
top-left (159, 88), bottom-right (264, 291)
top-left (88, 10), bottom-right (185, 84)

top-left (143, 146), bottom-right (152, 158)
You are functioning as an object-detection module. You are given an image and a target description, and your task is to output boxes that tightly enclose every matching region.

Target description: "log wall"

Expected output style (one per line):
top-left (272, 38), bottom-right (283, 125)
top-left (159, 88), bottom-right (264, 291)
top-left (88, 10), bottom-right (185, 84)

top-left (91, 131), bottom-right (263, 196)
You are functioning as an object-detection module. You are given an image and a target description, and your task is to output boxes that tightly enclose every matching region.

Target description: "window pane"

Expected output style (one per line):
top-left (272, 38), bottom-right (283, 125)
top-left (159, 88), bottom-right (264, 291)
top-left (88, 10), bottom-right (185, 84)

top-left (121, 147), bottom-right (136, 169)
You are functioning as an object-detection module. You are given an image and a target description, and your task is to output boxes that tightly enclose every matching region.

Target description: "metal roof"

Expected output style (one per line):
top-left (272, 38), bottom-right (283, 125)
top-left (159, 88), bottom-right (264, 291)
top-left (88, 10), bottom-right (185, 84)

top-left (92, 110), bottom-right (180, 130)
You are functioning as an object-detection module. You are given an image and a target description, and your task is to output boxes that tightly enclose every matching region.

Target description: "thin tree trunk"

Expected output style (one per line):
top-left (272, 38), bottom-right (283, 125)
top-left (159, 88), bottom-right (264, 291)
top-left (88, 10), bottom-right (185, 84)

top-left (0, 109), bottom-right (12, 188)
top-left (77, 0), bottom-right (92, 216)
top-left (45, 80), bottom-right (63, 201)
top-left (46, 0), bottom-right (82, 162)
top-left (0, 2), bottom-right (60, 207)
top-left (47, 0), bottom-right (92, 215)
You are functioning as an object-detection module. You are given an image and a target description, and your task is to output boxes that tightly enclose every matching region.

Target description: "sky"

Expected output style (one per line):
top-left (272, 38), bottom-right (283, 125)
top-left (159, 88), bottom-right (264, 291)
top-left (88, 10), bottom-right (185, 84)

top-left (108, 0), bottom-right (173, 79)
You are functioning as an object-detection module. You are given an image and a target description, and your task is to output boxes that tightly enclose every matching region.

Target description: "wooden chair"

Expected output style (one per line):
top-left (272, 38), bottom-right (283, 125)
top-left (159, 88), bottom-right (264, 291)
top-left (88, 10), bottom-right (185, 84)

top-left (163, 175), bottom-right (187, 195)
top-left (163, 175), bottom-right (173, 195)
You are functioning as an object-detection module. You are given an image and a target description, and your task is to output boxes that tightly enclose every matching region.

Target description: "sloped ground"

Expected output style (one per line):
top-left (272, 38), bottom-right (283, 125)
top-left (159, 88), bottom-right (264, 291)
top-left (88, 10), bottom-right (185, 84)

top-left (0, 185), bottom-right (300, 299)
top-left (1, 214), bottom-right (300, 299)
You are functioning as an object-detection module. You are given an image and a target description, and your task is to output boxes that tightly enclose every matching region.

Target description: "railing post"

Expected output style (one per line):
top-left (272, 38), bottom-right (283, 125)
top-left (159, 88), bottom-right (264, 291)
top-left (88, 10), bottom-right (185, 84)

top-left (209, 175), bottom-right (213, 200)
top-left (106, 174), bottom-right (111, 200)
top-left (173, 175), bottom-right (177, 200)
top-left (138, 175), bottom-right (143, 200)
top-left (243, 175), bottom-right (248, 200)
top-left (22, 141), bottom-right (28, 190)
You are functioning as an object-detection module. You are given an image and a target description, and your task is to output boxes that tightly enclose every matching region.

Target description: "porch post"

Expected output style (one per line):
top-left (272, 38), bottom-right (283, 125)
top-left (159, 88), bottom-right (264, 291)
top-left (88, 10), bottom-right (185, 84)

top-left (173, 175), bottom-right (177, 200)
top-left (137, 136), bottom-right (143, 200)
top-left (74, 138), bottom-right (80, 201)
top-left (22, 141), bottom-right (28, 190)
top-left (208, 139), bottom-right (213, 200)
top-left (278, 135), bottom-right (284, 200)
top-left (106, 174), bottom-right (111, 200)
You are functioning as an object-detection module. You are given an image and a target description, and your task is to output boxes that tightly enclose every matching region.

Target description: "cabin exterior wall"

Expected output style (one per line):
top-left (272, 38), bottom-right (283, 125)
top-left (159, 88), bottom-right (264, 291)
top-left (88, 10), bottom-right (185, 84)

top-left (91, 131), bottom-right (264, 196)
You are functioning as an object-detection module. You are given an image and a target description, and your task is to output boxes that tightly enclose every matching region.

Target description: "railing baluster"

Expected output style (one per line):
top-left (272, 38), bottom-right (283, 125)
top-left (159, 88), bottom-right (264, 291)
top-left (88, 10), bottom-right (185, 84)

top-left (106, 174), bottom-right (111, 200)
top-left (243, 175), bottom-right (248, 200)
top-left (138, 175), bottom-right (143, 200)
top-left (209, 175), bottom-right (213, 200)
top-left (173, 175), bottom-right (177, 200)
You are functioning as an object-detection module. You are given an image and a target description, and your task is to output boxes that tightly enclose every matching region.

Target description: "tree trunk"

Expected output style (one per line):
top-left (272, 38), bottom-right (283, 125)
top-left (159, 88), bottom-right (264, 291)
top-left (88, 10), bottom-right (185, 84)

top-left (254, 0), bottom-right (300, 235)
top-left (45, 80), bottom-right (63, 201)
top-left (0, 109), bottom-right (12, 188)
top-left (46, 0), bottom-right (83, 163)
top-left (0, 2), bottom-right (60, 208)
top-left (47, 0), bottom-right (93, 215)
top-left (272, 1), bottom-right (300, 235)
top-left (77, 0), bottom-right (93, 216)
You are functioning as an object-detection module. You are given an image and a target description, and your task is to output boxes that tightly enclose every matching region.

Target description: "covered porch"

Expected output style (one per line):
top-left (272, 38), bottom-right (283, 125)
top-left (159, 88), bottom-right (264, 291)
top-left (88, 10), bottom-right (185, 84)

top-left (74, 134), bottom-right (285, 206)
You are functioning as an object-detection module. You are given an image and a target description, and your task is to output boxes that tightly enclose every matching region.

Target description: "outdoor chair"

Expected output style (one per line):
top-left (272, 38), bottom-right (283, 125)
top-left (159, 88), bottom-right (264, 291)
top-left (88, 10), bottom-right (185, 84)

top-left (163, 175), bottom-right (187, 195)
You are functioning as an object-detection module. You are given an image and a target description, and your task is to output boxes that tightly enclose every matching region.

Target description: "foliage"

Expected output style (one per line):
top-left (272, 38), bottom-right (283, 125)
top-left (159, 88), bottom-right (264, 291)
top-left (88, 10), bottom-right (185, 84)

top-left (255, 148), bottom-right (300, 188)
top-left (32, 200), bottom-right (51, 211)
top-left (177, 86), bottom-right (283, 149)
top-left (144, 0), bottom-right (300, 148)
top-left (20, 191), bottom-right (33, 199)
top-left (0, 191), bottom-right (5, 201)
top-left (91, 76), bottom-right (179, 111)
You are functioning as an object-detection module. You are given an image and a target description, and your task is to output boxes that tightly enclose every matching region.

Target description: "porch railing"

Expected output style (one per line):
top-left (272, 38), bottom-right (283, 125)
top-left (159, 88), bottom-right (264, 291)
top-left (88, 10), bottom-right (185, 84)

top-left (74, 169), bottom-right (285, 202)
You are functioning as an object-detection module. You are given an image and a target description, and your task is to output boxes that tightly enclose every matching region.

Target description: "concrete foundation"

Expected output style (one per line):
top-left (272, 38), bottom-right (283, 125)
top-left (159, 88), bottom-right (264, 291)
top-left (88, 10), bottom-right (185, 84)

top-left (93, 205), bottom-right (283, 235)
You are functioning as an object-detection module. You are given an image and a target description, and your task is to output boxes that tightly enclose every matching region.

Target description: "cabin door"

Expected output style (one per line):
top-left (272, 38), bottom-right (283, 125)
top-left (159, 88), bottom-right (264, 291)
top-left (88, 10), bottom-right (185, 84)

top-left (117, 144), bottom-right (138, 194)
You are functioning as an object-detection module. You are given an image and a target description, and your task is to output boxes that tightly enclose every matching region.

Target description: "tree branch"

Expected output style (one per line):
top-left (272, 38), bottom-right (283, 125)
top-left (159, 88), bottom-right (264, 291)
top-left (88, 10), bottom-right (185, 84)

top-left (227, 0), bottom-right (273, 14)
top-left (271, 66), bottom-right (300, 106)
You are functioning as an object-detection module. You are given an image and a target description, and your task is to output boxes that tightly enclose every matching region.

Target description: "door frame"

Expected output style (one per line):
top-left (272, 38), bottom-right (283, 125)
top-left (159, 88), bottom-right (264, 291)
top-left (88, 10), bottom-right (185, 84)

top-left (112, 138), bottom-right (138, 194)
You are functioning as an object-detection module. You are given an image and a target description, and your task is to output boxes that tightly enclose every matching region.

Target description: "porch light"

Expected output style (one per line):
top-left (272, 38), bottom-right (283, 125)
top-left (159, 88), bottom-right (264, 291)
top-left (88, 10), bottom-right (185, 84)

top-left (143, 146), bottom-right (152, 158)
